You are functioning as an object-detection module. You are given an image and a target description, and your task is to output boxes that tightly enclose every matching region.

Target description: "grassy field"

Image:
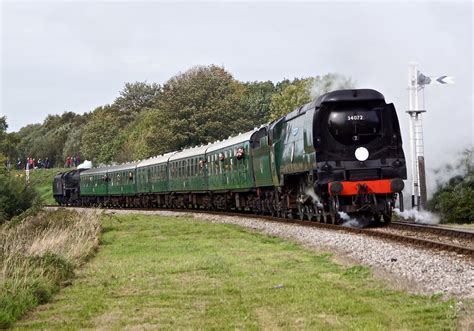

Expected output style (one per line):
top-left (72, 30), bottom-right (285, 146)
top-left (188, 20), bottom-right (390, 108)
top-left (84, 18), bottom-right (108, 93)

top-left (13, 168), bottom-right (66, 204)
top-left (14, 213), bottom-right (458, 330)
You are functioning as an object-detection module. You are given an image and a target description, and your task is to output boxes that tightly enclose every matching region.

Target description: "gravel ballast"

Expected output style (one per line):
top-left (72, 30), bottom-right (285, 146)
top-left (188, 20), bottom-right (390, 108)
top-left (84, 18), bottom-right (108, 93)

top-left (104, 209), bottom-right (474, 299)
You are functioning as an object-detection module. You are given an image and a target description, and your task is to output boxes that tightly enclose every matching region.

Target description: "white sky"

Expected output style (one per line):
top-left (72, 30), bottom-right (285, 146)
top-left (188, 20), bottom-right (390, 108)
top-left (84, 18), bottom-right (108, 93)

top-left (0, 0), bottom-right (472, 191)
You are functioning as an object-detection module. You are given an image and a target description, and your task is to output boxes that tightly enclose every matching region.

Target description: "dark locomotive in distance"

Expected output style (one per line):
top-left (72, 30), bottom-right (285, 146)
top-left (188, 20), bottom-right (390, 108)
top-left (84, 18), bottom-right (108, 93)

top-left (54, 89), bottom-right (407, 224)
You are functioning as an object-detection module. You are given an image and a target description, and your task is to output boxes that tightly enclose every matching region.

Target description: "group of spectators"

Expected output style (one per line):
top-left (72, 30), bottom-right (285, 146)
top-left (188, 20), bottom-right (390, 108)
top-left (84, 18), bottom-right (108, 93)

top-left (65, 155), bottom-right (81, 168)
top-left (14, 157), bottom-right (51, 170)
top-left (4, 154), bottom-right (82, 170)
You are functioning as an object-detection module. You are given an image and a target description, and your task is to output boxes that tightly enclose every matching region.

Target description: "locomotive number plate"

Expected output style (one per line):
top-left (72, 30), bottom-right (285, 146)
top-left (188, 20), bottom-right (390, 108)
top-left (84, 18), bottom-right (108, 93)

top-left (347, 115), bottom-right (364, 121)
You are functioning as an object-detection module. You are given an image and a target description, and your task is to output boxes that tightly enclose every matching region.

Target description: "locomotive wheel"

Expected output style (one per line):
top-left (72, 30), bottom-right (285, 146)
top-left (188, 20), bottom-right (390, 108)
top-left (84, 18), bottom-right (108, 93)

top-left (326, 214), bottom-right (332, 224)
top-left (383, 202), bottom-right (393, 224)
top-left (297, 204), bottom-right (305, 220)
top-left (328, 196), bottom-right (341, 225)
top-left (316, 210), bottom-right (323, 223)
top-left (320, 213), bottom-right (328, 224)
top-left (373, 213), bottom-right (382, 225)
top-left (383, 213), bottom-right (392, 224)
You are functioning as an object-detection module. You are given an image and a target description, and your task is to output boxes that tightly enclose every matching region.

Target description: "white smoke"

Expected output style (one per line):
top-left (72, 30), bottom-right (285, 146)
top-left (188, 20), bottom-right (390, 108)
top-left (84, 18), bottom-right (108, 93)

top-left (394, 208), bottom-right (440, 225)
top-left (308, 74), bottom-right (355, 99)
top-left (338, 211), bottom-right (370, 228)
top-left (77, 160), bottom-right (93, 169)
top-left (304, 187), bottom-right (323, 208)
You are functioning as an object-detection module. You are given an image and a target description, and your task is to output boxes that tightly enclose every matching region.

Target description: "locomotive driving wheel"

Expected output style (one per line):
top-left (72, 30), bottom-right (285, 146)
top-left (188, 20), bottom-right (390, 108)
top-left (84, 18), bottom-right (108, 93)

top-left (327, 196), bottom-right (341, 225)
top-left (381, 199), bottom-right (393, 224)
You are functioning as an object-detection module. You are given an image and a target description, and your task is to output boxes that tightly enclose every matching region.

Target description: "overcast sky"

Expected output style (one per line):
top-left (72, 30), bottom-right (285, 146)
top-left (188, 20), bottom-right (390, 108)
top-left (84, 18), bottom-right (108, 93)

top-left (0, 0), bottom-right (472, 189)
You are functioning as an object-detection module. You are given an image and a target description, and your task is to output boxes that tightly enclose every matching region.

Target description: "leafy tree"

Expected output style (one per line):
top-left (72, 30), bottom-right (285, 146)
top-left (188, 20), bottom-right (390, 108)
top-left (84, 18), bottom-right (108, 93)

top-left (12, 112), bottom-right (89, 167)
top-left (62, 126), bottom-right (85, 162)
top-left (239, 81), bottom-right (276, 126)
top-left (0, 117), bottom-right (7, 158)
top-left (428, 148), bottom-right (474, 223)
top-left (0, 117), bottom-right (8, 166)
top-left (269, 74), bottom-right (355, 120)
top-left (2, 132), bottom-right (20, 163)
top-left (114, 81), bottom-right (161, 113)
top-left (0, 116), bottom-right (6, 135)
top-left (270, 78), bottom-right (313, 121)
top-left (122, 108), bottom-right (175, 160)
top-left (156, 65), bottom-right (247, 152)
top-left (80, 105), bottom-right (131, 164)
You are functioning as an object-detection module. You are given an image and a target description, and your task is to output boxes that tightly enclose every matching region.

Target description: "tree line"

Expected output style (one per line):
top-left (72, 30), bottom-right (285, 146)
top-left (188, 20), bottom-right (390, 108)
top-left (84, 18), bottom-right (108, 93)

top-left (0, 65), bottom-right (353, 167)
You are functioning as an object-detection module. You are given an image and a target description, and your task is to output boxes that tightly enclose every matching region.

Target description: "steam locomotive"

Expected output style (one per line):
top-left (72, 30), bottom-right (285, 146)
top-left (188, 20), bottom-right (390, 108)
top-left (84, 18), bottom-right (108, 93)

top-left (53, 89), bottom-right (407, 224)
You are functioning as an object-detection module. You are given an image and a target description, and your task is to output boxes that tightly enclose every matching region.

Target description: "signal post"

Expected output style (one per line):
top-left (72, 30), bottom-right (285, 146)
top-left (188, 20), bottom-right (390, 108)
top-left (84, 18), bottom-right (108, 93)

top-left (406, 62), bottom-right (453, 210)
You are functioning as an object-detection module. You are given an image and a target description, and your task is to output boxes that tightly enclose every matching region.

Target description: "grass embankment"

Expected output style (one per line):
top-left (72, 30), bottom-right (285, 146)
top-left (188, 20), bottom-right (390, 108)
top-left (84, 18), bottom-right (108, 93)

top-left (0, 209), bottom-right (101, 328)
top-left (16, 213), bottom-right (457, 329)
top-left (13, 168), bottom-right (67, 204)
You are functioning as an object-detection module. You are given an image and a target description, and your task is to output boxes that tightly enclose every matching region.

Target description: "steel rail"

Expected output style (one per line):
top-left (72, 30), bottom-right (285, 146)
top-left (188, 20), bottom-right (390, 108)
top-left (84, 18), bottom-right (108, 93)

top-left (390, 221), bottom-right (474, 239)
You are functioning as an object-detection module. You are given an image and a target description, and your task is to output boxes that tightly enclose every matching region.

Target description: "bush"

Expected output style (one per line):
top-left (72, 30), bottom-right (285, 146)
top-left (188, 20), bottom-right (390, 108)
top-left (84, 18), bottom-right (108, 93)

top-left (0, 168), bottom-right (38, 223)
top-left (428, 148), bottom-right (474, 224)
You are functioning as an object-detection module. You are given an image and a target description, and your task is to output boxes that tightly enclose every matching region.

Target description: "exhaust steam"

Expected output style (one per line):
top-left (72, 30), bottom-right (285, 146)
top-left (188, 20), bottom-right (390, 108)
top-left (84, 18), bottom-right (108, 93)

top-left (77, 160), bottom-right (93, 170)
top-left (394, 208), bottom-right (440, 225)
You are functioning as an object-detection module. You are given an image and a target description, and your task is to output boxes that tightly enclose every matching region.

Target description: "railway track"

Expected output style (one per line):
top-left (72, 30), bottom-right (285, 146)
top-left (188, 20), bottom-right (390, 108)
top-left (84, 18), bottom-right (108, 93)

top-left (45, 205), bottom-right (474, 258)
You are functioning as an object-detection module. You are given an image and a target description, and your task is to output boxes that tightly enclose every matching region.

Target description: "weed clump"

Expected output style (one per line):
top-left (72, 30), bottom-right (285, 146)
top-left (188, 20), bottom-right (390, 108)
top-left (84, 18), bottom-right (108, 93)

top-left (0, 208), bottom-right (101, 328)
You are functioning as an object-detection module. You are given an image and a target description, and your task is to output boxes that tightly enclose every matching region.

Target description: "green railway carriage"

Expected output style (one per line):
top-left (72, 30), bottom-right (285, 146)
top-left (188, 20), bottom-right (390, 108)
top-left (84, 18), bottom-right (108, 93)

top-left (250, 127), bottom-right (274, 187)
top-left (136, 152), bottom-right (175, 194)
top-left (80, 167), bottom-right (109, 196)
top-left (107, 162), bottom-right (138, 196)
top-left (168, 145), bottom-right (209, 192)
top-left (206, 130), bottom-right (257, 192)
top-left (270, 103), bottom-right (316, 184)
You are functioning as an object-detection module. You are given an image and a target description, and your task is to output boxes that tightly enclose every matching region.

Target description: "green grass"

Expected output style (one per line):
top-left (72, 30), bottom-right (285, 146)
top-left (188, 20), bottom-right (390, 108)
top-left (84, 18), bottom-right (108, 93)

top-left (14, 214), bottom-right (458, 330)
top-left (12, 168), bottom-right (67, 204)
